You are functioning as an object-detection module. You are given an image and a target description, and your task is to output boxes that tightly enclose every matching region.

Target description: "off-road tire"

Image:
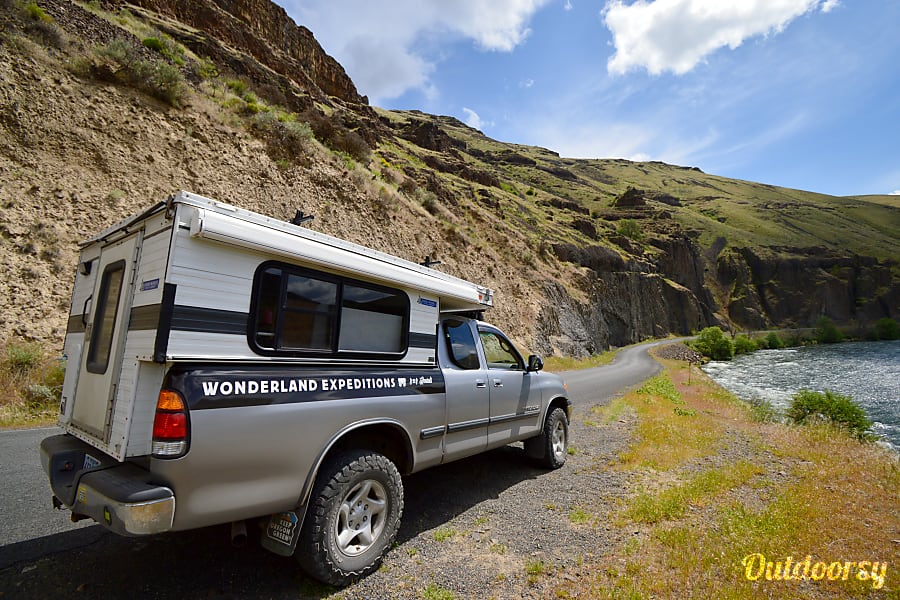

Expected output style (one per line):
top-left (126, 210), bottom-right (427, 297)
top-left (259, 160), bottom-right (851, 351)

top-left (524, 406), bottom-right (569, 469)
top-left (297, 450), bottom-right (403, 586)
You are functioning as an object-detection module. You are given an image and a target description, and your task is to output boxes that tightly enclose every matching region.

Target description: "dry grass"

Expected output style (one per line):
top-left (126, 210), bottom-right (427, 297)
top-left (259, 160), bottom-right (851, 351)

top-left (550, 360), bottom-right (900, 599)
top-left (0, 340), bottom-right (63, 428)
top-left (613, 370), bottom-right (739, 470)
top-left (543, 349), bottom-right (617, 372)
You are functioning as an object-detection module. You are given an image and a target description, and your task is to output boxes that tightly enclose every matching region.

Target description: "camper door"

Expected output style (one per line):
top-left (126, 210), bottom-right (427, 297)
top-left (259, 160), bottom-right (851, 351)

top-left (70, 233), bottom-right (140, 443)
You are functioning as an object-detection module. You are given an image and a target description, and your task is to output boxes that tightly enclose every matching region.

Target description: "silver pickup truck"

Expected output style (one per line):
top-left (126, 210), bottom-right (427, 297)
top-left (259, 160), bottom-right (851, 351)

top-left (39, 192), bottom-right (571, 585)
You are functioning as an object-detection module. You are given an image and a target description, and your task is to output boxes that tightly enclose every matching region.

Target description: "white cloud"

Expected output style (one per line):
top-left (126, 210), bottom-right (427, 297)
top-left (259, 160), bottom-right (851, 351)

top-left (603, 0), bottom-right (834, 76)
top-left (462, 107), bottom-right (495, 131)
top-left (564, 0), bottom-right (574, 10)
top-left (284, 0), bottom-right (551, 102)
top-left (821, 0), bottom-right (840, 12)
top-left (462, 107), bottom-right (485, 130)
top-left (520, 78), bottom-right (535, 88)
top-left (890, 190), bottom-right (900, 196)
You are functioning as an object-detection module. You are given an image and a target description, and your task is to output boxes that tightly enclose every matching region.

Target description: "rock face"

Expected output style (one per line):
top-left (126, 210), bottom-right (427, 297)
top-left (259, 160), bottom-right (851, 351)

top-left (113, 0), bottom-right (363, 105)
top-left (718, 247), bottom-right (898, 329)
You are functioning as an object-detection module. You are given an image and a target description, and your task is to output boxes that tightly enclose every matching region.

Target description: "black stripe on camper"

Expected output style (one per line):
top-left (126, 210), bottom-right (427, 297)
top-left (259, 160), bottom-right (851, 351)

top-left (408, 332), bottom-right (436, 350)
top-left (153, 283), bottom-right (177, 363)
top-left (126, 302), bottom-right (247, 335)
top-left (129, 304), bottom-right (162, 330)
top-left (164, 364), bottom-right (446, 410)
top-left (170, 306), bottom-right (248, 335)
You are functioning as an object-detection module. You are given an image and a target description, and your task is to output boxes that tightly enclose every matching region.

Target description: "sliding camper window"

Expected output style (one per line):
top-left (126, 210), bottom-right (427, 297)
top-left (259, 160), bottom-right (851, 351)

top-left (86, 260), bottom-right (126, 374)
top-left (251, 262), bottom-right (409, 357)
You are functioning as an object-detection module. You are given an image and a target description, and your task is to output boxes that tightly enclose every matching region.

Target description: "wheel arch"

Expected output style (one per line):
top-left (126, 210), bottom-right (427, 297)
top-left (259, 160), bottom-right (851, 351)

top-left (547, 394), bottom-right (572, 420)
top-left (298, 419), bottom-right (414, 508)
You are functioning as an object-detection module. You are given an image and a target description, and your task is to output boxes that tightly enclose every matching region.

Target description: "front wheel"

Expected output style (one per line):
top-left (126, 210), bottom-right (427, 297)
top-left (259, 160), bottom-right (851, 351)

top-left (297, 450), bottom-right (403, 586)
top-left (524, 406), bottom-right (569, 469)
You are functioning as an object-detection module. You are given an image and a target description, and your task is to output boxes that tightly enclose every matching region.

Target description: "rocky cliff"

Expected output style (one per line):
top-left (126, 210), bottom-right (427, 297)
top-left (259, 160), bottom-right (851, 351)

top-left (0, 0), bottom-right (897, 353)
top-left (114, 0), bottom-right (364, 106)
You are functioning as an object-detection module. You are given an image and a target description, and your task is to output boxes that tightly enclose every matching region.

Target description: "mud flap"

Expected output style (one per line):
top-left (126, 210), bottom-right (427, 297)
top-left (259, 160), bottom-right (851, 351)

top-left (260, 511), bottom-right (302, 556)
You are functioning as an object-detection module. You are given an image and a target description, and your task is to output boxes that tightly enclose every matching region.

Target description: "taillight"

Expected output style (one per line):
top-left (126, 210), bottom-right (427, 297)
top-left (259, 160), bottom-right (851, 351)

top-left (152, 390), bottom-right (189, 458)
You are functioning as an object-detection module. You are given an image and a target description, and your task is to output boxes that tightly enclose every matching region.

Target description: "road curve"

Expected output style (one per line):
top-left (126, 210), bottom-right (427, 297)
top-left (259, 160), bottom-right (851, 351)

top-left (560, 338), bottom-right (684, 408)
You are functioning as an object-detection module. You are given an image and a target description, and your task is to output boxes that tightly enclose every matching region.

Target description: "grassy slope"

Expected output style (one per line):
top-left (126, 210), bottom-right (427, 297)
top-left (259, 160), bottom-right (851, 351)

top-left (380, 110), bottom-right (900, 264)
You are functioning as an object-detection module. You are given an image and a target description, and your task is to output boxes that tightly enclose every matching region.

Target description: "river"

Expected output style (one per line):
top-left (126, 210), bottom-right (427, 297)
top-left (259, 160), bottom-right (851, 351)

top-left (702, 340), bottom-right (900, 451)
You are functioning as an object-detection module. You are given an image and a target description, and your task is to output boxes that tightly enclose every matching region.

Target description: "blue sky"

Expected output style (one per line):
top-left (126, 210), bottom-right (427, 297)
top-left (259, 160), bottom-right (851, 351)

top-left (282, 0), bottom-right (900, 197)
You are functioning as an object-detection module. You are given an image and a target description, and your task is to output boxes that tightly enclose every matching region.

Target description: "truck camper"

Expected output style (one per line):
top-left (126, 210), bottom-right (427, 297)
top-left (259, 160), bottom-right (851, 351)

top-left (40, 191), bottom-right (571, 585)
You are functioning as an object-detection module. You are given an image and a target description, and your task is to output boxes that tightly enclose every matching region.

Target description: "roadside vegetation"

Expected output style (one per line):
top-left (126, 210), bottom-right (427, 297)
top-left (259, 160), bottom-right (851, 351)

top-left (542, 349), bottom-right (617, 372)
top-left (0, 340), bottom-right (63, 427)
top-left (549, 359), bottom-right (899, 599)
top-left (689, 318), bottom-right (900, 363)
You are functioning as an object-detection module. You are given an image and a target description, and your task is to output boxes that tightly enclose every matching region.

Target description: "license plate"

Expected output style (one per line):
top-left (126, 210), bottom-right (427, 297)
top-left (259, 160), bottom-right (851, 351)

top-left (82, 453), bottom-right (100, 470)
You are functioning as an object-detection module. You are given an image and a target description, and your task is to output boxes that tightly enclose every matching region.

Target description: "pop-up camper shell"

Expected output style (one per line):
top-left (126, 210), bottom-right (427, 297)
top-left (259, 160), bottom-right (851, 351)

top-left (59, 191), bottom-right (494, 462)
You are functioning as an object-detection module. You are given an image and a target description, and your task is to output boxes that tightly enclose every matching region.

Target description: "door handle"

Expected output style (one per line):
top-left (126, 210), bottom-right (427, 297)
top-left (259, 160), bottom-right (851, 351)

top-left (475, 379), bottom-right (487, 389)
top-left (82, 295), bottom-right (93, 326)
top-left (492, 379), bottom-right (503, 388)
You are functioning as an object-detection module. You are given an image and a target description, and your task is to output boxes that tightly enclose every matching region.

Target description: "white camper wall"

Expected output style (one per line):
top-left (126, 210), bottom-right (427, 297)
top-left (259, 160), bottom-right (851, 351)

top-left (164, 220), bottom-right (261, 360)
top-left (86, 211), bottom-right (174, 459)
top-left (164, 203), bottom-right (440, 364)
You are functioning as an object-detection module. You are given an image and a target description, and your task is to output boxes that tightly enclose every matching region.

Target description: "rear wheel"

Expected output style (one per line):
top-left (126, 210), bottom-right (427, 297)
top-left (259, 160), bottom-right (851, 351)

top-left (524, 406), bottom-right (569, 469)
top-left (297, 450), bottom-right (403, 586)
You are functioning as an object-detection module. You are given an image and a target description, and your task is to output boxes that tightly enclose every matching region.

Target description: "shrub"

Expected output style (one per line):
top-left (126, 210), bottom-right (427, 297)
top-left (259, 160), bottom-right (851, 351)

top-left (196, 58), bottom-right (218, 79)
top-left (150, 61), bottom-right (186, 106)
top-left (691, 326), bottom-right (734, 361)
top-left (873, 317), bottom-right (900, 340)
top-left (764, 331), bottom-right (784, 349)
top-left (24, 2), bottom-right (53, 22)
top-left (499, 182), bottom-right (518, 196)
top-left (97, 38), bottom-right (187, 107)
top-left (814, 316), bottom-right (843, 344)
top-left (749, 399), bottom-right (780, 423)
top-left (142, 36), bottom-right (164, 53)
top-left (419, 191), bottom-right (439, 215)
top-left (248, 111), bottom-right (314, 163)
top-left (1, 341), bottom-right (64, 425)
top-left (302, 111), bottom-right (370, 164)
top-left (4, 341), bottom-right (44, 377)
top-left (617, 218), bottom-right (644, 242)
top-left (226, 79), bottom-right (247, 96)
top-left (142, 34), bottom-right (188, 67)
top-left (733, 334), bottom-right (757, 355)
top-left (331, 128), bottom-right (370, 164)
top-left (786, 389), bottom-right (872, 440)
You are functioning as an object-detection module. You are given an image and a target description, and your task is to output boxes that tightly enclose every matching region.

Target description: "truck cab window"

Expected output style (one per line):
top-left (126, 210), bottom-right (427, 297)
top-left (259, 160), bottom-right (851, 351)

top-left (478, 330), bottom-right (524, 370)
top-left (443, 319), bottom-right (480, 370)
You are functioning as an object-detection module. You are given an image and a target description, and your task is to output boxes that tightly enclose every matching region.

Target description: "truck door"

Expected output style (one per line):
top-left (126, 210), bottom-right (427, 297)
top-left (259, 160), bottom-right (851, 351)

top-left (439, 318), bottom-right (489, 460)
top-left (477, 326), bottom-right (540, 445)
top-left (70, 233), bottom-right (140, 443)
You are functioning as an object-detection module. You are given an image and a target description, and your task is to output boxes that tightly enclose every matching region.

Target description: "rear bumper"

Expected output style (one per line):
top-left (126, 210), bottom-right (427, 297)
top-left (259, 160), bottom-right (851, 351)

top-left (40, 434), bottom-right (175, 536)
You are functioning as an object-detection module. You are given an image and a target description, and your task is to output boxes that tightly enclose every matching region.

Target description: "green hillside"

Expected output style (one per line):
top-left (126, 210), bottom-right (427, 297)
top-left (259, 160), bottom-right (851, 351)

top-left (378, 110), bottom-right (900, 265)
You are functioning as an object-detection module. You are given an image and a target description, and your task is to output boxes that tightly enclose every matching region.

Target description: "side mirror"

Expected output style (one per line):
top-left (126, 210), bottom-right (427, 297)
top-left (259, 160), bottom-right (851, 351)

top-left (527, 354), bottom-right (544, 372)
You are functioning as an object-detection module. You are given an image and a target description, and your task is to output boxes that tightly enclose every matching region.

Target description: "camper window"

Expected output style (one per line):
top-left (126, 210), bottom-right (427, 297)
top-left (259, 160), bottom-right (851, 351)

top-left (251, 262), bottom-right (408, 357)
top-left (86, 260), bottom-right (126, 374)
